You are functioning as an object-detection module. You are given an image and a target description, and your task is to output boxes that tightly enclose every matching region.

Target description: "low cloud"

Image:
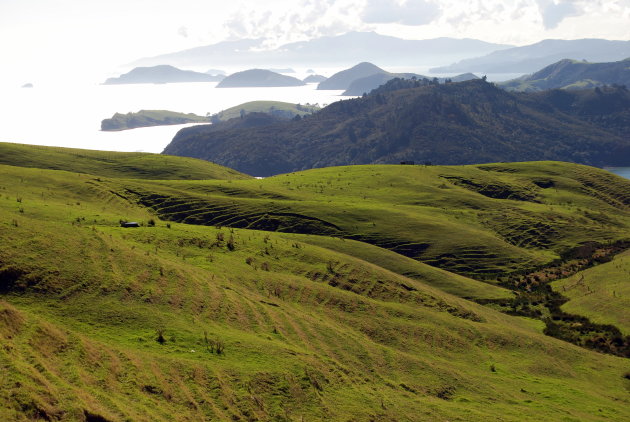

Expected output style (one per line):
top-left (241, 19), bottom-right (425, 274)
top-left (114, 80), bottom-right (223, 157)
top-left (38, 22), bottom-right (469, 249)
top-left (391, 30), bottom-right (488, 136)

top-left (362, 0), bottom-right (441, 26)
top-left (222, 0), bottom-right (365, 47)
top-left (537, 0), bottom-right (582, 29)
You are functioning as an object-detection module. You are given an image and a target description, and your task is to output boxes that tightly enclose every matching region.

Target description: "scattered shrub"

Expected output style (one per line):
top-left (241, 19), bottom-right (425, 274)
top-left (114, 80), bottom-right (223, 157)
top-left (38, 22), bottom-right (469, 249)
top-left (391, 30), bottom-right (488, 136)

top-left (156, 328), bottom-right (166, 344)
top-left (227, 235), bottom-right (235, 251)
top-left (326, 261), bottom-right (337, 274)
top-left (204, 331), bottom-right (225, 354)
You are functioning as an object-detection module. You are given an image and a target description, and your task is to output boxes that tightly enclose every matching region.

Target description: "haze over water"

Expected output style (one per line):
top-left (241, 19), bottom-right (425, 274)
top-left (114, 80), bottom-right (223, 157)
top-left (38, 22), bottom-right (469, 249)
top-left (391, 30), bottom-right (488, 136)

top-left (0, 80), bottom-right (351, 153)
top-left (0, 66), bottom-right (526, 154)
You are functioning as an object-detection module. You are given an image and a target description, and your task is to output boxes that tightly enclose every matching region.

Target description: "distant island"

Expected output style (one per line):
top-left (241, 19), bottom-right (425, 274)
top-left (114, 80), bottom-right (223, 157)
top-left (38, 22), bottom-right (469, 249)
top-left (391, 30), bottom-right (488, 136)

top-left (101, 110), bottom-right (210, 131)
top-left (216, 69), bottom-right (305, 88)
top-left (303, 74), bottom-right (328, 83)
top-left (209, 101), bottom-right (320, 122)
top-left (317, 62), bottom-right (387, 90)
top-left (103, 65), bottom-right (225, 85)
top-left (501, 58), bottom-right (630, 91)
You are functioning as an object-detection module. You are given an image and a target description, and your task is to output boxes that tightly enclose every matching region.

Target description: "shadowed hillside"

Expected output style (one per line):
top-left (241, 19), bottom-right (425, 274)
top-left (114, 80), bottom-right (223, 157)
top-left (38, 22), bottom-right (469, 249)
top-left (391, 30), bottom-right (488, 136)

top-left (164, 79), bottom-right (630, 176)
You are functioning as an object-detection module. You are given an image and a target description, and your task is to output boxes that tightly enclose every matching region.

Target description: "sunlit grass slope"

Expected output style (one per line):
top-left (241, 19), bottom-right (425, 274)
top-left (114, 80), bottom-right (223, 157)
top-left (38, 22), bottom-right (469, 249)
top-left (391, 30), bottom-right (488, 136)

top-left (275, 233), bottom-right (512, 301)
top-left (1, 162), bottom-right (630, 421)
top-left (552, 249), bottom-right (630, 335)
top-left (125, 161), bottom-right (630, 278)
top-left (0, 142), bottom-right (250, 180)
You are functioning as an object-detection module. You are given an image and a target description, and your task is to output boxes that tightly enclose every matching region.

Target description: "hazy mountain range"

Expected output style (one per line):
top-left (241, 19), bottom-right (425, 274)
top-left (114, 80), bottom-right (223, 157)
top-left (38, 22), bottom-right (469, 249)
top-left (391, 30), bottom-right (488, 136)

top-left (131, 31), bottom-right (512, 68)
top-left (432, 39), bottom-right (630, 73)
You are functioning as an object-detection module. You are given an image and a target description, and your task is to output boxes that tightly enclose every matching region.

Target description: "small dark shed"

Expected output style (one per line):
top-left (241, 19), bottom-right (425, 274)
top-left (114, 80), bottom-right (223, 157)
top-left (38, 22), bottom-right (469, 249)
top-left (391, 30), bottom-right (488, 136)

top-left (400, 161), bottom-right (415, 165)
top-left (120, 222), bottom-right (140, 228)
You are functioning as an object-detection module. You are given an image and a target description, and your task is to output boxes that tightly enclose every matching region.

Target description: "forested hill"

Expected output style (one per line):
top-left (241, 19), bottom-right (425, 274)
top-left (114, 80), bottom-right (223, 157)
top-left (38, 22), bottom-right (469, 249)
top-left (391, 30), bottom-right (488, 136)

top-left (163, 79), bottom-right (630, 176)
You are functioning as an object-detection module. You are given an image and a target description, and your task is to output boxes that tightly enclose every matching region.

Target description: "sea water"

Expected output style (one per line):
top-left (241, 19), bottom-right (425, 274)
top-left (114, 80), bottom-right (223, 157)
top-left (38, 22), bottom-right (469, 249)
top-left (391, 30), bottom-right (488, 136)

top-left (605, 167), bottom-right (630, 180)
top-left (0, 81), bottom-right (350, 154)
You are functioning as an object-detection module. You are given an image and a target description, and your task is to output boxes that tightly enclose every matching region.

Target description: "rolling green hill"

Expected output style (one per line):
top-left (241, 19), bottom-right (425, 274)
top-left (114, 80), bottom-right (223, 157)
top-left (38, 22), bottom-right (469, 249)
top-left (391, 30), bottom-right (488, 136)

top-left (0, 142), bottom-right (250, 180)
top-left (1, 149), bottom-right (630, 421)
top-left (122, 161), bottom-right (630, 278)
top-left (552, 249), bottom-right (630, 335)
top-left (164, 79), bottom-right (630, 176)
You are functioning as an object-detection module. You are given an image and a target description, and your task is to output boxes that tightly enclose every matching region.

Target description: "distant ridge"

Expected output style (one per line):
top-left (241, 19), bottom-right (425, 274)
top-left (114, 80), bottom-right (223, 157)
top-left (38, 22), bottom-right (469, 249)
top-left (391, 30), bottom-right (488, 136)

top-left (316, 62), bottom-right (477, 95)
top-left (342, 71), bottom-right (479, 96)
top-left (501, 58), bottom-right (630, 91)
top-left (131, 31), bottom-right (512, 68)
top-left (431, 39), bottom-right (630, 74)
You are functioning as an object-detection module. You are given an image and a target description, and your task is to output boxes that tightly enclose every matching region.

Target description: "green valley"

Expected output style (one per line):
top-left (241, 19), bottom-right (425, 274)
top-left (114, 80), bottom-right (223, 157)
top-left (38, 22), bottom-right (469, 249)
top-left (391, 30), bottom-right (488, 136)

top-left (552, 249), bottom-right (630, 335)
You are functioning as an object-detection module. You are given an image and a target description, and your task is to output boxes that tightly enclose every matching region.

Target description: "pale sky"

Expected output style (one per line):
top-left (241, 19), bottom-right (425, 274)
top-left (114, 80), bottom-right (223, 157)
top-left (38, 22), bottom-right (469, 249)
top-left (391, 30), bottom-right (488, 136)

top-left (1, 0), bottom-right (629, 81)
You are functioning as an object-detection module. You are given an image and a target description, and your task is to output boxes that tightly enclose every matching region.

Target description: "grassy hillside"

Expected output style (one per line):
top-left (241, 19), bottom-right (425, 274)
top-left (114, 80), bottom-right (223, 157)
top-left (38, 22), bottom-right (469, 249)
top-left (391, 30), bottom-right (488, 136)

top-left (121, 161), bottom-right (630, 278)
top-left (0, 142), bottom-right (250, 180)
top-left (101, 110), bottom-right (210, 131)
top-left (210, 101), bottom-right (319, 123)
top-left (552, 249), bottom-right (630, 335)
top-left (1, 162), bottom-right (630, 421)
top-left (275, 233), bottom-right (512, 301)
